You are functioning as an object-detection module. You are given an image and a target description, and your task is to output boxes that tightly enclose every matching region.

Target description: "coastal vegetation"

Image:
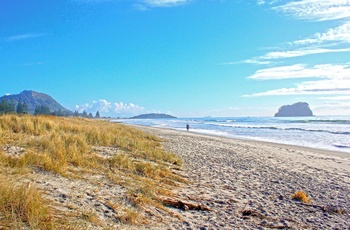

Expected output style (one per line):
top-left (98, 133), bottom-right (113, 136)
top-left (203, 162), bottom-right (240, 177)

top-left (0, 114), bottom-right (184, 229)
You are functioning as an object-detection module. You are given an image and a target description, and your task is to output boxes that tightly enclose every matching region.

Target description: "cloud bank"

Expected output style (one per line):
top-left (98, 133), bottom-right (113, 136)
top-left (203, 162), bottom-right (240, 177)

top-left (75, 99), bottom-right (144, 117)
top-left (244, 63), bottom-right (350, 97)
top-left (273, 0), bottom-right (350, 21)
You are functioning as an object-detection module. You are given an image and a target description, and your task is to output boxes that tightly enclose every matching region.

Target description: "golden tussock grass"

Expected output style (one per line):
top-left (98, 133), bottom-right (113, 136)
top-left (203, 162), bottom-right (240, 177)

top-left (119, 208), bottom-right (142, 225)
top-left (292, 190), bottom-right (310, 203)
top-left (0, 114), bottom-right (182, 172)
top-left (81, 210), bottom-right (104, 227)
top-left (0, 114), bottom-right (185, 228)
top-left (0, 179), bottom-right (55, 229)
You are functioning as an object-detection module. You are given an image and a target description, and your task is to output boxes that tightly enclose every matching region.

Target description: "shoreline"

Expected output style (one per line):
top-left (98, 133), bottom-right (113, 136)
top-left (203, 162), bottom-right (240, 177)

top-left (127, 124), bottom-right (350, 159)
top-left (129, 124), bottom-right (350, 229)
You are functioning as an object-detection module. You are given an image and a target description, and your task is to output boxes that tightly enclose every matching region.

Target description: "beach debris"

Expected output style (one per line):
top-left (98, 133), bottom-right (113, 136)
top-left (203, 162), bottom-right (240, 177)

top-left (160, 197), bottom-right (211, 211)
top-left (291, 191), bottom-right (347, 214)
top-left (242, 210), bottom-right (293, 229)
top-left (228, 198), bottom-right (239, 203)
top-left (260, 224), bottom-right (291, 229)
top-left (241, 209), bottom-right (266, 219)
top-left (296, 202), bottom-right (347, 215)
top-left (321, 205), bottom-right (347, 214)
top-left (291, 190), bottom-right (310, 203)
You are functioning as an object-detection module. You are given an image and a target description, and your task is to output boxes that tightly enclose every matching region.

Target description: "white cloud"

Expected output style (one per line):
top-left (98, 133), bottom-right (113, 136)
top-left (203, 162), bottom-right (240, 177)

top-left (312, 101), bottom-right (350, 115)
top-left (220, 59), bottom-right (273, 65)
top-left (227, 22), bottom-right (350, 65)
top-left (317, 96), bottom-right (350, 100)
top-left (244, 81), bottom-right (350, 97)
top-left (244, 22), bottom-right (350, 63)
top-left (74, 0), bottom-right (189, 8)
top-left (75, 103), bottom-right (91, 113)
top-left (75, 99), bottom-right (112, 113)
top-left (241, 47), bottom-right (350, 65)
top-left (292, 22), bottom-right (350, 46)
top-left (143, 0), bottom-right (189, 7)
top-left (248, 63), bottom-right (350, 80)
top-left (232, 1), bottom-right (350, 65)
top-left (75, 99), bottom-right (144, 116)
top-left (94, 99), bottom-right (112, 112)
top-left (274, 0), bottom-right (350, 21)
top-left (72, 0), bottom-right (115, 3)
top-left (244, 63), bottom-right (350, 97)
top-left (4, 33), bottom-right (45, 42)
top-left (114, 102), bottom-right (144, 114)
top-left (261, 48), bottom-right (350, 60)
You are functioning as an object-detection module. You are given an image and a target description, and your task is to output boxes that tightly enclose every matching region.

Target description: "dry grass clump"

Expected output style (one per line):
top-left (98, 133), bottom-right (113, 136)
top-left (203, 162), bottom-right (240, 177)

top-left (0, 114), bottom-right (185, 228)
top-left (292, 190), bottom-right (310, 203)
top-left (0, 178), bottom-right (55, 229)
top-left (119, 208), bottom-right (142, 225)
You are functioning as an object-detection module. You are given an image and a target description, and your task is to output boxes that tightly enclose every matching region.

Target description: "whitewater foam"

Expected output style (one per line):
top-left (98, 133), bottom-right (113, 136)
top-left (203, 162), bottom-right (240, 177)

top-left (115, 116), bottom-right (350, 154)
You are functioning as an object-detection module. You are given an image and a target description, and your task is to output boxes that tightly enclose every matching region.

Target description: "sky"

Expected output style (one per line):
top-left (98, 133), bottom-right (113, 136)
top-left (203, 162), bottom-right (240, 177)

top-left (1, 0), bottom-right (349, 117)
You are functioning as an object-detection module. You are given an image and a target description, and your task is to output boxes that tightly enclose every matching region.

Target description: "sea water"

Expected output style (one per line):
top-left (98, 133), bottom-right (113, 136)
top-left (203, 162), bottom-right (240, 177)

top-left (115, 116), bottom-right (350, 154)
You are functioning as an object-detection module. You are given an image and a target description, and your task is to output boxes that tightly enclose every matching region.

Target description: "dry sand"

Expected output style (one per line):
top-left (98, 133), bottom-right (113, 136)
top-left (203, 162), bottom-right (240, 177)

top-left (133, 125), bottom-right (350, 230)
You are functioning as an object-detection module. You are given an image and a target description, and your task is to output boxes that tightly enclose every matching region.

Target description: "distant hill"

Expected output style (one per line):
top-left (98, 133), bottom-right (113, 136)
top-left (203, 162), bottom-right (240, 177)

top-left (0, 90), bottom-right (71, 114)
top-left (275, 102), bottom-right (313, 117)
top-left (130, 113), bottom-right (177, 119)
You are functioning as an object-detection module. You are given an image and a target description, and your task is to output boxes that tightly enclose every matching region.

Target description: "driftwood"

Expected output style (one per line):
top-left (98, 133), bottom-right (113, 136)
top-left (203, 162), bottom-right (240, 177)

top-left (242, 209), bottom-right (292, 229)
top-left (260, 225), bottom-right (291, 229)
top-left (241, 209), bottom-right (266, 219)
top-left (295, 202), bottom-right (347, 214)
top-left (160, 197), bottom-right (211, 211)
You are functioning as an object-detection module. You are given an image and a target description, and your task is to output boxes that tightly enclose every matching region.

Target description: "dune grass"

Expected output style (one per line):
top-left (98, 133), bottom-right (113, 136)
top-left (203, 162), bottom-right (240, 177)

top-left (0, 114), bottom-right (184, 228)
top-left (0, 179), bottom-right (55, 229)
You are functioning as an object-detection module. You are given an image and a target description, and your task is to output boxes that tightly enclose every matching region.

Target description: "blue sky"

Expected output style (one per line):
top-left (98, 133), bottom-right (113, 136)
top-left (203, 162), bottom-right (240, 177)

top-left (1, 0), bottom-right (349, 117)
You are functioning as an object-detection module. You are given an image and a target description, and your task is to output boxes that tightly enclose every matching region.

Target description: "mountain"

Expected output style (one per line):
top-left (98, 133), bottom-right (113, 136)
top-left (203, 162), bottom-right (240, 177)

top-left (0, 90), bottom-right (71, 114)
top-left (275, 102), bottom-right (313, 117)
top-left (130, 113), bottom-right (177, 119)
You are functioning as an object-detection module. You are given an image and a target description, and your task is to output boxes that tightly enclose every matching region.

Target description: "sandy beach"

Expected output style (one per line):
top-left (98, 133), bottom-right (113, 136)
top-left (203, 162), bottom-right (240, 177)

top-left (133, 125), bottom-right (350, 229)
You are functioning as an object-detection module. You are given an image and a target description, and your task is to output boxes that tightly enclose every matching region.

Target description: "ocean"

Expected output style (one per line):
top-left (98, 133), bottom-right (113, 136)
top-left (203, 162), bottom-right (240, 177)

top-left (114, 116), bottom-right (350, 154)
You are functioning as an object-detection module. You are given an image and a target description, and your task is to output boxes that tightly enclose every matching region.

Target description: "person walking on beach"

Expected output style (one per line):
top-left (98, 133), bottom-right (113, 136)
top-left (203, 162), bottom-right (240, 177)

top-left (186, 124), bottom-right (190, 131)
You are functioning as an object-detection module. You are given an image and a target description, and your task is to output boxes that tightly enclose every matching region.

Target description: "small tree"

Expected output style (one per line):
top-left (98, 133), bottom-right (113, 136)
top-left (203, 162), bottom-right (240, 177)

top-left (53, 109), bottom-right (64, 117)
top-left (22, 102), bottom-right (28, 114)
top-left (35, 105), bottom-right (51, 115)
top-left (42, 105), bottom-right (51, 115)
top-left (7, 100), bottom-right (16, 114)
top-left (0, 100), bottom-right (8, 114)
top-left (34, 106), bottom-right (40, 115)
top-left (95, 111), bottom-right (100, 118)
top-left (16, 100), bottom-right (24, 114)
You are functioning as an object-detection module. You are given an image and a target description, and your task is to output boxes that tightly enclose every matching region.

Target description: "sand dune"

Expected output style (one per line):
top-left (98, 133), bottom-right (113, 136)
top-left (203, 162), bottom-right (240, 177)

top-left (134, 125), bottom-right (350, 229)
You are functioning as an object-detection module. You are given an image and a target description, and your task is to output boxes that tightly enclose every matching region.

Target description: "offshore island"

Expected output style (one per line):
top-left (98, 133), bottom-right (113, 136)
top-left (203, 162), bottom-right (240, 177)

top-left (130, 113), bottom-right (177, 119)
